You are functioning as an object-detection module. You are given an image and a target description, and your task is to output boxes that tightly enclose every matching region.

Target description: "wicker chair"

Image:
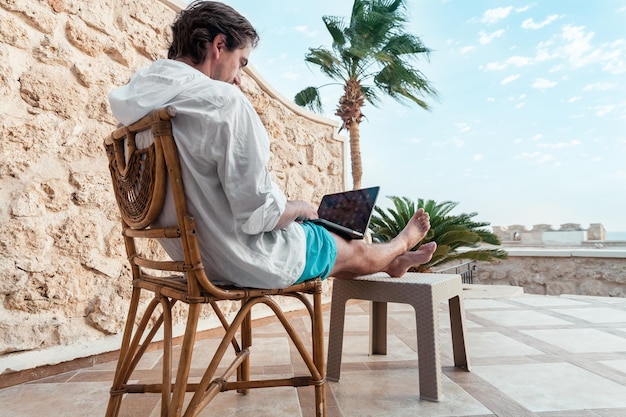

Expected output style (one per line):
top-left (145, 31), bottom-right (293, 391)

top-left (103, 107), bottom-right (326, 417)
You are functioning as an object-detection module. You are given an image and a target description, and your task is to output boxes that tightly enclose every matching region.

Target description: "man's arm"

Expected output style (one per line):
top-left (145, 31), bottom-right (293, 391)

top-left (273, 200), bottom-right (318, 230)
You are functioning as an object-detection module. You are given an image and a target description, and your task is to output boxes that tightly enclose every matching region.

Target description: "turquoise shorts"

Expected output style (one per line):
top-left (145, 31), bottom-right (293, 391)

top-left (295, 222), bottom-right (337, 283)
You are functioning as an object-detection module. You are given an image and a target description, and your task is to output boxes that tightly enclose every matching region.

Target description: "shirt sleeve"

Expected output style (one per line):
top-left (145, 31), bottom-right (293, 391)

top-left (219, 94), bottom-right (286, 235)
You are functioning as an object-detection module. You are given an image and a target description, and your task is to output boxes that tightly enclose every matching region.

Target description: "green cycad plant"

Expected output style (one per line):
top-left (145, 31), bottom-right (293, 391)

top-left (370, 197), bottom-right (508, 272)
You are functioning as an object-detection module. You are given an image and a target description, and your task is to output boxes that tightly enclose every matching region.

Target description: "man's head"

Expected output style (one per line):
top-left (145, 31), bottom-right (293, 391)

top-left (168, 1), bottom-right (259, 85)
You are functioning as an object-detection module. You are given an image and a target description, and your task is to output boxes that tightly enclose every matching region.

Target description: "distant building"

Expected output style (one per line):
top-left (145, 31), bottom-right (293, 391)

top-left (492, 223), bottom-right (608, 247)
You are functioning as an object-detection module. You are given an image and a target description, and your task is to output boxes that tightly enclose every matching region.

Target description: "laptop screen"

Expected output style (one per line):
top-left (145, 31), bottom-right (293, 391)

top-left (317, 187), bottom-right (380, 233)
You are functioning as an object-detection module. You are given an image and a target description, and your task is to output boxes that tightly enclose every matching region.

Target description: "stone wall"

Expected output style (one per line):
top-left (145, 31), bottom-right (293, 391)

top-left (0, 0), bottom-right (344, 367)
top-left (475, 251), bottom-right (626, 298)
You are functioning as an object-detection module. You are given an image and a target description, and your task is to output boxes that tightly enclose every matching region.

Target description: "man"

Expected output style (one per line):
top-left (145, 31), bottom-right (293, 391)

top-left (109, 1), bottom-right (436, 289)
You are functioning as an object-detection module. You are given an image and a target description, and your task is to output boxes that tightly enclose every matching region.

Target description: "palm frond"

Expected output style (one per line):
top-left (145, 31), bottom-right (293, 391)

top-left (322, 15), bottom-right (347, 47)
top-left (304, 48), bottom-right (345, 80)
top-left (294, 87), bottom-right (324, 113)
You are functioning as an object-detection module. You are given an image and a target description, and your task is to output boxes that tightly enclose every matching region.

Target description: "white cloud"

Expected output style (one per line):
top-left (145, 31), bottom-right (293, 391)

top-left (485, 55), bottom-right (534, 71)
top-left (602, 57), bottom-right (626, 74)
top-left (529, 24), bottom-right (626, 75)
top-left (531, 134), bottom-right (543, 141)
top-left (481, 6), bottom-right (514, 24)
top-left (507, 55), bottom-right (534, 66)
top-left (293, 25), bottom-right (318, 37)
top-left (456, 122), bottom-right (472, 133)
top-left (548, 64), bottom-right (564, 72)
top-left (593, 105), bottom-right (616, 116)
top-left (485, 61), bottom-right (508, 71)
top-left (532, 78), bottom-right (557, 89)
top-left (537, 140), bottom-right (582, 149)
top-left (518, 151), bottom-right (555, 164)
top-left (583, 82), bottom-right (616, 91)
top-left (281, 69), bottom-right (300, 80)
top-left (473, 154), bottom-right (484, 161)
top-left (460, 46), bottom-right (475, 54)
top-left (535, 45), bottom-right (559, 63)
top-left (487, 97), bottom-right (496, 102)
top-left (478, 29), bottom-right (505, 45)
top-left (501, 74), bottom-right (520, 85)
top-left (561, 24), bottom-right (598, 67)
top-left (568, 96), bottom-right (581, 103)
top-left (521, 14), bottom-right (560, 30)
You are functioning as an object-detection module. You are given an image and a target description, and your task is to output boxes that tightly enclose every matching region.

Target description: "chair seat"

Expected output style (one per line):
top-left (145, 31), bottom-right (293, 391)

top-left (137, 274), bottom-right (323, 301)
top-left (326, 272), bottom-right (470, 402)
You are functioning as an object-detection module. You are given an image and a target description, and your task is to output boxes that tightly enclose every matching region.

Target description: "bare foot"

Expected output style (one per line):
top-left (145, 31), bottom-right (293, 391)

top-left (385, 242), bottom-right (437, 277)
top-left (395, 208), bottom-right (431, 251)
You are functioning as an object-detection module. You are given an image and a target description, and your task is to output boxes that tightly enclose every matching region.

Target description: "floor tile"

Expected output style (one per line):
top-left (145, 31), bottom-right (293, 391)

top-left (470, 309), bottom-right (573, 327)
top-left (511, 295), bottom-right (591, 307)
top-left (599, 359), bottom-right (626, 374)
top-left (472, 362), bottom-right (626, 412)
top-left (193, 384), bottom-right (302, 417)
top-left (0, 382), bottom-right (110, 417)
top-left (459, 331), bottom-right (544, 357)
top-left (339, 334), bottom-right (417, 363)
top-left (551, 307), bottom-right (626, 323)
top-left (463, 299), bottom-right (519, 309)
top-left (522, 328), bottom-right (626, 353)
top-left (330, 368), bottom-right (490, 417)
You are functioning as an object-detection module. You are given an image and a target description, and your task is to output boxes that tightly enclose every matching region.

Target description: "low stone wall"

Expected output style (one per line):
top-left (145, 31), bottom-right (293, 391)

top-left (475, 249), bottom-right (626, 297)
top-left (0, 0), bottom-right (345, 370)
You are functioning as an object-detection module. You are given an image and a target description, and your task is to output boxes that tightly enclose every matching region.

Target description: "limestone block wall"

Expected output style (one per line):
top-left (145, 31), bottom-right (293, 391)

top-left (0, 0), bottom-right (344, 365)
top-left (476, 251), bottom-right (626, 297)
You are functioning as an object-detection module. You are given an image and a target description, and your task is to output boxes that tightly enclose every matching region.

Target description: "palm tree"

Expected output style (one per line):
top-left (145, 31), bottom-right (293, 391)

top-left (370, 197), bottom-right (508, 272)
top-left (294, 0), bottom-right (437, 189)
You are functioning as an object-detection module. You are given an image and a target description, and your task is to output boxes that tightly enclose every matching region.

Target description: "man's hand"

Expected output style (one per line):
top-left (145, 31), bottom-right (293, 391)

top-left (274, 200), bottom-right (318, 230)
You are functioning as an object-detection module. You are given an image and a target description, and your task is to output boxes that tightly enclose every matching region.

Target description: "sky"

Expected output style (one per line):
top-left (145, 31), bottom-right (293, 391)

top-left (215, 1), bottom-right (626, 232)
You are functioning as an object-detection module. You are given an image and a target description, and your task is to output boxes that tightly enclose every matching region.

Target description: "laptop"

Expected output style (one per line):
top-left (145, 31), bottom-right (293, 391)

top-left (308, 186), bottom-right (380, 240)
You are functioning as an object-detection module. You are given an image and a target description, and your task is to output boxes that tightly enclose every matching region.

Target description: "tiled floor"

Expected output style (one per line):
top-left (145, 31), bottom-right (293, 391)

top-left (1, 289), bottom-right (626, 417)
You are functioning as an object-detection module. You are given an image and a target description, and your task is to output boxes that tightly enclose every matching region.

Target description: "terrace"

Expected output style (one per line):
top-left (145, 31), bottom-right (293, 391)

top-left (2, 284), bottom-right (625, 417)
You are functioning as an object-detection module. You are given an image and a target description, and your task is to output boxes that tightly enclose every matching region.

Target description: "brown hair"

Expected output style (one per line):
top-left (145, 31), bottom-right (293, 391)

top-left (167, 1), bottom-right (259, 64)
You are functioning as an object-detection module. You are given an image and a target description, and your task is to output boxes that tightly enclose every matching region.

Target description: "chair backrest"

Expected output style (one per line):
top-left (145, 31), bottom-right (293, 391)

top-left (104, 107), bottom-right (245, 300)
top-left (105, 108), bottom-right (171, 229)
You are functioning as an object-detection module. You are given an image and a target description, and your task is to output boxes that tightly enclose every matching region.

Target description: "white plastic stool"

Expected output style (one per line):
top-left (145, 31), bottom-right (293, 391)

top-left (326, 272), bottom-right (470, 402)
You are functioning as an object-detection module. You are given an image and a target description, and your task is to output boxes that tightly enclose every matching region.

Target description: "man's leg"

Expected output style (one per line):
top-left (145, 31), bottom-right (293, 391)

top-left (329, 209), bottom-right (437, 279)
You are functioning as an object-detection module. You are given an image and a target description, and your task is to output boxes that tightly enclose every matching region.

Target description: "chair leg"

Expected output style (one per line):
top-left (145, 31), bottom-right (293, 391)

top-left (448, 295), bottom-right (470, 371)
top-left (238, 308), bottom-right (252, 395)
top-left (159, 297), bottom-right (174, 417)
top-left (369, 301), bottom-right (388, 355)
top-left (312, 290), bottom-right (327, 417)
top-left (414, 301), bottom-right (443, 402)
top-left (326, 287), bottom-right (348, 382)
top-left (168, 302), bottom-right (203, 417)
top-left (105, 288), bottom-right (142, 417)
top-left (106, 289), bottom-right (174, 417)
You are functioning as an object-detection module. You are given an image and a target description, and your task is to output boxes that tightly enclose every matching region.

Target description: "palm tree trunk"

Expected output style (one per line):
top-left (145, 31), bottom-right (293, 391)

top-left (336, 78), bottom-right (365, 190)
top-left (348, 124), bottom-right (362, 190)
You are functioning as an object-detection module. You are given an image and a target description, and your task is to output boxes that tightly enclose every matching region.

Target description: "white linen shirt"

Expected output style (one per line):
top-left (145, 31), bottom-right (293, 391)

top-left (109, 59), bottom-right (306, 288)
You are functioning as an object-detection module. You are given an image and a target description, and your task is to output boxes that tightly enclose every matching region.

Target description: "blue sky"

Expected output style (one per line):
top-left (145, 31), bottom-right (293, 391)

top-left (217, 1), bottom-right (626, 232)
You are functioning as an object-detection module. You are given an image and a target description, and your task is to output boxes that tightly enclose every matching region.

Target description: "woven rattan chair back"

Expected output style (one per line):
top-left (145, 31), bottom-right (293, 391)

top-left (104, 107), bottom-right (326, 417)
